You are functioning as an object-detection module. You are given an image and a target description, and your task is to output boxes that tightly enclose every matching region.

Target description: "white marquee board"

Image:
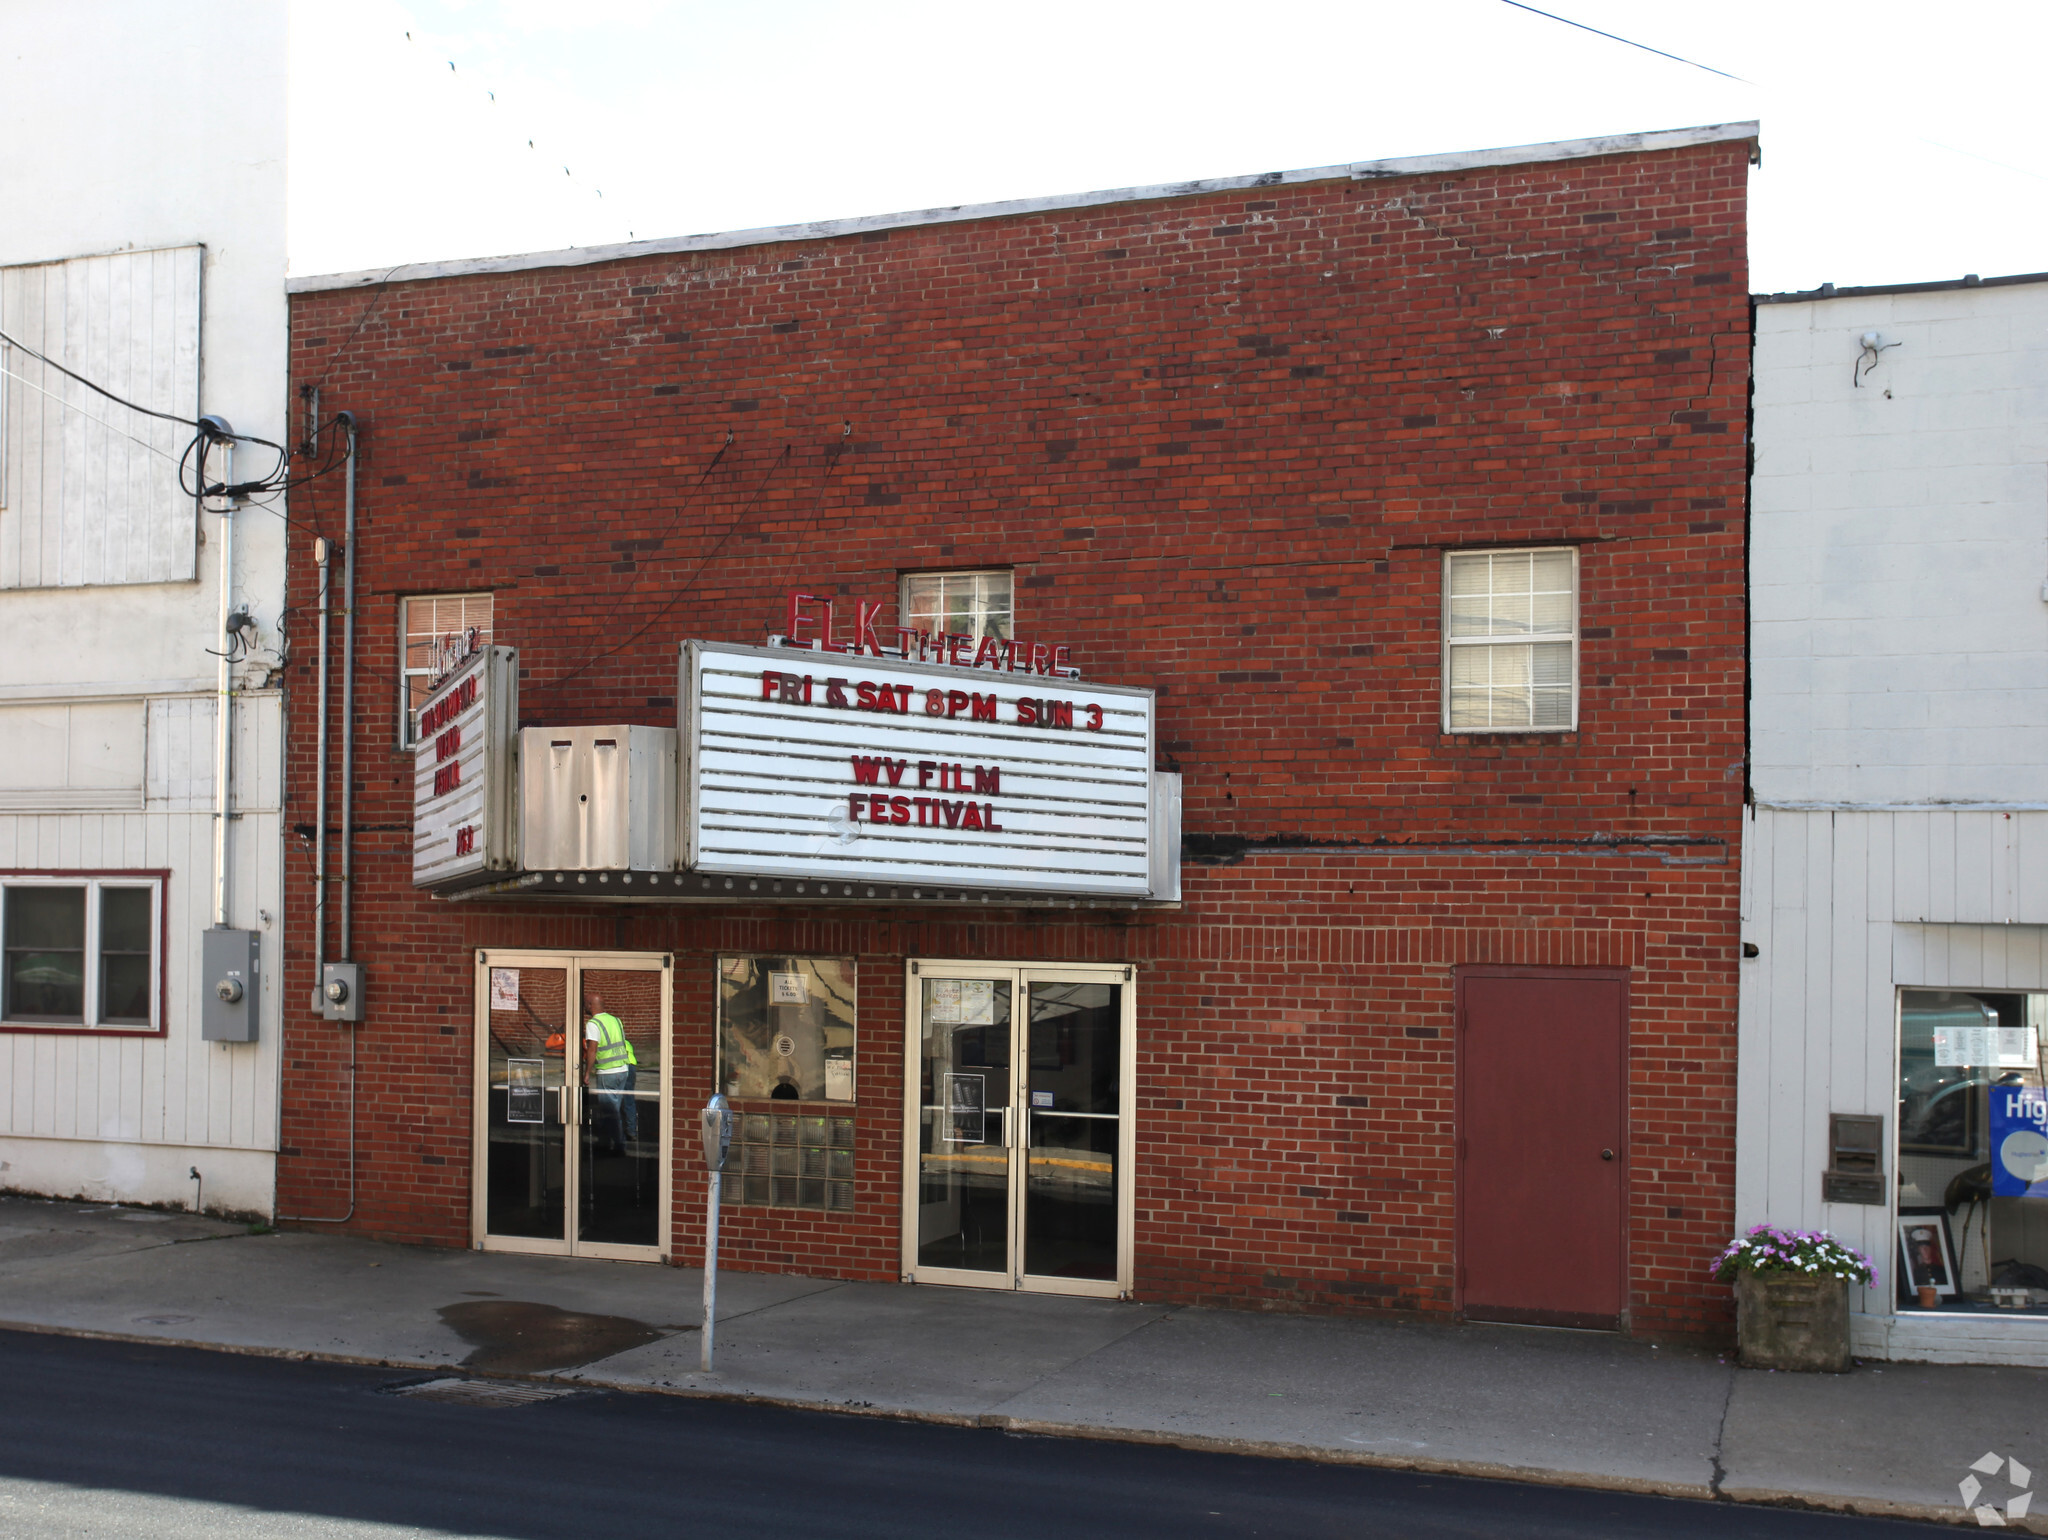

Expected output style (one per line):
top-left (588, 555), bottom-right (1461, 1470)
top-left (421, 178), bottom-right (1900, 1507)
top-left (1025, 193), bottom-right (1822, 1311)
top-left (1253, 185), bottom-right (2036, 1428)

top-left (412, 646), bottom-right (519, 889)
top-left (679, 640), bottom-right (1159, 897)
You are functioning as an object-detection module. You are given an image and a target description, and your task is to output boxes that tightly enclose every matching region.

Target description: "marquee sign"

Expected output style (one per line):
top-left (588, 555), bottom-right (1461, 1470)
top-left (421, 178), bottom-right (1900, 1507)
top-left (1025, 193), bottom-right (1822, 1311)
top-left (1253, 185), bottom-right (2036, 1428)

top-left (412, 646), bottom-right (519, 889)
top-left (679, 640), bottom-right (1162, 897)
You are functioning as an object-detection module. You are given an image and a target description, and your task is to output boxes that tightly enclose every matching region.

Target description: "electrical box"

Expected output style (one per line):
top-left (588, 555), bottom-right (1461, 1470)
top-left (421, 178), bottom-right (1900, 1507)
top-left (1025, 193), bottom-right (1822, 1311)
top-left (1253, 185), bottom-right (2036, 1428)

top-left (321, 961), bottom-right (365, 1024)
top-left (1822, 1113), bottom-right (1885, 1205)
top-left (201, 928), bottom-right (261, 1042)
top-left (519, 725), bottom-right (676, 870)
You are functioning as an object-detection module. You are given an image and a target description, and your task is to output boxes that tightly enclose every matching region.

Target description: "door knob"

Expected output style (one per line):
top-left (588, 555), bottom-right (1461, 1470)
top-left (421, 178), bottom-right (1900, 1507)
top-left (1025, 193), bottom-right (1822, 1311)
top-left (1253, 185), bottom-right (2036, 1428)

top-left (1600, 1148), bottom-right (1615, 1161)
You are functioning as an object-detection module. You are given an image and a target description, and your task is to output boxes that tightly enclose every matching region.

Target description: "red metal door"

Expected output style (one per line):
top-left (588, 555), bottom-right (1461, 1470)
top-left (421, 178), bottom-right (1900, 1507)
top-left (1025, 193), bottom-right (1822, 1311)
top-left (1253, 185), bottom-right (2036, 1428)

top-left (1458, 969), bottom-right (1626, 1330)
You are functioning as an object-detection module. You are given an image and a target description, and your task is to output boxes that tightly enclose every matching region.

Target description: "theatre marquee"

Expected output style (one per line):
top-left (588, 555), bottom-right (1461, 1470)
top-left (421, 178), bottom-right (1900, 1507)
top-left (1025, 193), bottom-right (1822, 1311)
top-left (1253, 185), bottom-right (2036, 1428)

top-left (679, 640), bottom-right (1170, 899)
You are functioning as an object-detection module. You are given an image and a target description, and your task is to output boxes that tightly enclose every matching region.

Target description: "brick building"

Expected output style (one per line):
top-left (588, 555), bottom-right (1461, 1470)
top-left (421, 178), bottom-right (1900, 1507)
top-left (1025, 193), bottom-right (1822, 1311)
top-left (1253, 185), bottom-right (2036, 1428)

top-left (281, 121), bottom-right (1755, 1337)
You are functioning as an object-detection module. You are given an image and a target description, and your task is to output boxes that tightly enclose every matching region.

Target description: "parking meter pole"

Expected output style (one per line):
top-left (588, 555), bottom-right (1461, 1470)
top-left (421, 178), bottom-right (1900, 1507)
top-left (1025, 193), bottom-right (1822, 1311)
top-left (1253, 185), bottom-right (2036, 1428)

top-left (702, 1166), bottom-right (720, 1370)
top-left (699, 1094), bottom-right (731, 1373)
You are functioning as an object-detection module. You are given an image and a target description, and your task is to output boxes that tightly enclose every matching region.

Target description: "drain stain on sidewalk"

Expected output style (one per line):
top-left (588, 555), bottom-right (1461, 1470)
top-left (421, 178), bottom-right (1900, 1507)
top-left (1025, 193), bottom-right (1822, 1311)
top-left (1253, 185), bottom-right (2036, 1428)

top-left (437, 1300), bottom-right (670, 1374)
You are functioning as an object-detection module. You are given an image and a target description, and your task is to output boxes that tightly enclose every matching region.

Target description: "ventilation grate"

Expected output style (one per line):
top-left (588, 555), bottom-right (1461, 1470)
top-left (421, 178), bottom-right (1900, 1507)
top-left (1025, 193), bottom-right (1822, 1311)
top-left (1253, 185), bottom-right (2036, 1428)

top-left (382, 1377), bottom-right (580, 1408)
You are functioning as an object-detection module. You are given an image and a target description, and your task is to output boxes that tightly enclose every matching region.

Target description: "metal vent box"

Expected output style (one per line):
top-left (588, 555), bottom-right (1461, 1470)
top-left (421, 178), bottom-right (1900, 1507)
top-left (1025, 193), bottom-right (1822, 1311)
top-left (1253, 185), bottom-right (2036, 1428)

top-left (519, 726), bottom-right (677, 870)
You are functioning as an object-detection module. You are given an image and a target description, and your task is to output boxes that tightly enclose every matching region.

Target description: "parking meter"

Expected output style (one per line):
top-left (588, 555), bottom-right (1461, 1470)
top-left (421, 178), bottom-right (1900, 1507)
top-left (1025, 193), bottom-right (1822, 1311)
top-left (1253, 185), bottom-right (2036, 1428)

top-left (700, 1093), bottom-right (733, 1171)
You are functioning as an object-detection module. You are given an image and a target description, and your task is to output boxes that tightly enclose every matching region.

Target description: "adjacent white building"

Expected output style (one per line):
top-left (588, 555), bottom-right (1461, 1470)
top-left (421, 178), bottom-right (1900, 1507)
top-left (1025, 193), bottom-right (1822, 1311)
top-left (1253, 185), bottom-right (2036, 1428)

top-left (1742, 271), bottom-right (2048, 1364)
top-left (0, 2), bottom-right (288, 1216)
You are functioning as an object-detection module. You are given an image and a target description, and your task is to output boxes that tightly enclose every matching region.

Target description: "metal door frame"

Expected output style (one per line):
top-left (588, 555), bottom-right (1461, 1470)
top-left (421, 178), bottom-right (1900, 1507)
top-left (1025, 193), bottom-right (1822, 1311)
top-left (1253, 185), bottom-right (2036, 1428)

top-left (471, 948), bottom-right (673, 1262)
top-left (899, 958), bottom-right (1136, 1298)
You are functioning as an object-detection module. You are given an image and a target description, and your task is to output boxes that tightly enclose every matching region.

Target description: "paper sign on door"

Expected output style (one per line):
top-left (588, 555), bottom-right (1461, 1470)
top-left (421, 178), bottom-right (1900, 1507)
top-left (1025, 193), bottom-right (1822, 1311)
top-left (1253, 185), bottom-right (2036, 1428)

top-left (490, 968), bottom-right (520, 1012)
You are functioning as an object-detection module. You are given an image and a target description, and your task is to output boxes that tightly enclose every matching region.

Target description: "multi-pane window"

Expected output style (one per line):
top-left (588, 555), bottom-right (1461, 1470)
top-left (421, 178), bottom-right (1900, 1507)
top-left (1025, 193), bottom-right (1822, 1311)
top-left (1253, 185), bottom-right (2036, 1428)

top-left (900, 570), bottom-right (1012, 648)
top-left (1443, 548), bottom-right (1578, 732)
top-left (400, 593), bottom-right (493, 745)
top-left (717, 956), bottom-right (858, 1212)
top-left (1, 876), bottom-right (161, 1030)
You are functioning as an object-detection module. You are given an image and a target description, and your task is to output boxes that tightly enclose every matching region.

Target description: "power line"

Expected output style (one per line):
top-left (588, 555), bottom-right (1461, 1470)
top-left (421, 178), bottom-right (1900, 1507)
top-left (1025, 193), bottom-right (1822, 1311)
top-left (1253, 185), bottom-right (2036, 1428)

top-left (0, 326), bottom-right (201, 427)
top-left (0, 361), bottom-right (184, 463)
top-left (1496, 1), bottom-right (1752, 85)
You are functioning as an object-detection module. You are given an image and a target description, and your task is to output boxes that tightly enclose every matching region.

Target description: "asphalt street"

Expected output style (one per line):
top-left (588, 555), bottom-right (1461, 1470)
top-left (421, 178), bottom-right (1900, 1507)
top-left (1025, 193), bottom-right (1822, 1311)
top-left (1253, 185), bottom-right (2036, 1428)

top-left (0, 1329), bottom-right (1955, 1540)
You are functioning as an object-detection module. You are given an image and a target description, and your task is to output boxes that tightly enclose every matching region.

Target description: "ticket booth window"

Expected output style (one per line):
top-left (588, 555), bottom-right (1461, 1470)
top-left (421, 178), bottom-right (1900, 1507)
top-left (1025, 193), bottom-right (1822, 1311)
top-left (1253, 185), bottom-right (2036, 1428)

top-left (1896, 989), bottom-right (2048, 1316)
top-left (717, 956), bottom-right (857, 1212)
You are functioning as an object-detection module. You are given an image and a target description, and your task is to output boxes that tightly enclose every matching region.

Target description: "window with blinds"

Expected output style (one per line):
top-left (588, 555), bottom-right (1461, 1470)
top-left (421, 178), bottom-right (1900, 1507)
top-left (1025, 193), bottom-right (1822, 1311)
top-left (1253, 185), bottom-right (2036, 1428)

top-left (1443, 548), bottom-right (1579, 732)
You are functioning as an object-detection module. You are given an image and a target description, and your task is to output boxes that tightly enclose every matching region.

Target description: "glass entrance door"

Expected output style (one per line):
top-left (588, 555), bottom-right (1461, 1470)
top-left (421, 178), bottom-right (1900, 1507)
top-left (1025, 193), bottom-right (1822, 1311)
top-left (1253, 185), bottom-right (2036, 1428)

top-left (474, 951), bottom-right (671, 1260)
top-left (906, 962), bottom-right (1134, 1297)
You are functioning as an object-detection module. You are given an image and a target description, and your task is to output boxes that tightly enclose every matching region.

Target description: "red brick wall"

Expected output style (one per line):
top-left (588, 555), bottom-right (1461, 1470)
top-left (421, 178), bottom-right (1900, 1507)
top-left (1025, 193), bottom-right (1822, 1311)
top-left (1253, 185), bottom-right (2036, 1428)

top-left (281, 137), bottom-right (1750, 1337)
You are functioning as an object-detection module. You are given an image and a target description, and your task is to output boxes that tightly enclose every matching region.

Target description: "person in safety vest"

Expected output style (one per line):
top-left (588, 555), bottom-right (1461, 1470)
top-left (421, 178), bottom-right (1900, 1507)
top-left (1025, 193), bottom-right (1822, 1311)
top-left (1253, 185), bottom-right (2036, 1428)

top-left (582, 985), bottom-right (639, 1154)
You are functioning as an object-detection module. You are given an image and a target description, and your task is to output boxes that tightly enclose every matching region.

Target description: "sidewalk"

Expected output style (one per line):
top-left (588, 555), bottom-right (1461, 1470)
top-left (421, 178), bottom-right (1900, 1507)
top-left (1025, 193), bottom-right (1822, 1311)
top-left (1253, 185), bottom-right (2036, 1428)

top-left (0, 1196), bottom-right (2035, 1530)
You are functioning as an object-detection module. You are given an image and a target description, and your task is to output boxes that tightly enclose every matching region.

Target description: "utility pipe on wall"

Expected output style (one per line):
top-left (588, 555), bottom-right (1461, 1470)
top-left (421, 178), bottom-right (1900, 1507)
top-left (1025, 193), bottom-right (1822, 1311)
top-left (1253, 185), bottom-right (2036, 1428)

top-left (312, 535), bottom-right (332, 1001)
top-left (210, 430), bottom-right (235, 929)
top-left (339, 414), bottom-right (358, 959)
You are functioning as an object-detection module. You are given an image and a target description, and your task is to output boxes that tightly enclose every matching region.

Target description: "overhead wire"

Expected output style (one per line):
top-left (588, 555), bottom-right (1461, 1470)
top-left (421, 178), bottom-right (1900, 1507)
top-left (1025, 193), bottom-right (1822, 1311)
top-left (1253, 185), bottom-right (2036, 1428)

top-left (542, 440), bottom-right (790, 697)
top-left (1494, 1), bottom-right (1753, 84)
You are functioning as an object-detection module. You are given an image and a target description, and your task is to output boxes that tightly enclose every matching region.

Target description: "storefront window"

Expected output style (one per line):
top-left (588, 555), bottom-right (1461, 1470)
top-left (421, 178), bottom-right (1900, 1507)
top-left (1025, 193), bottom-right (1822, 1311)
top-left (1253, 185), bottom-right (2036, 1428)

top-left (717, 956), bottom-right (857, 1213)
top-left (1897, 989), bottom-right (2048, 1315)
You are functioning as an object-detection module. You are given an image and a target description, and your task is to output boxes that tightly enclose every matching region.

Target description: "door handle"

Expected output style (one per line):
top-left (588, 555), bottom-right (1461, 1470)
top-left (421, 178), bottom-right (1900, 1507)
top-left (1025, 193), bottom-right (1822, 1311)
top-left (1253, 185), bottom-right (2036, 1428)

top-left (1600, 1148), bottom-right (1615, 1161)
top-left (560, 1085), bottom-right (578, 1125)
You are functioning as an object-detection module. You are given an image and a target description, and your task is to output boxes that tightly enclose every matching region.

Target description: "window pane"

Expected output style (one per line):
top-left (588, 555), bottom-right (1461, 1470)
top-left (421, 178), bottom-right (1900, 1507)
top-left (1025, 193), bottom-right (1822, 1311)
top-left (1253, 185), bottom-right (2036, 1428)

top-left (1446, 553), bottom-right (1489, 598)
top-left (1529, 586), bottom-right (1572, 636)
top-left (1530, 548), bottom-right (1574, 591)
top-left (8, 886), bottom-right (84, 948)
top-left (1446, 594), bottom-right (1491, 639)
top-left (100, 887), bottom-right (151, 952)
top-left (1530, 640), bottom-right (1573, 687)
top-left (717, 956), bottom-right (857, 1103)
top-left (101, 954), bottom-right (151, 1024)
top-left (5, 887), bottom-right (86, 1020)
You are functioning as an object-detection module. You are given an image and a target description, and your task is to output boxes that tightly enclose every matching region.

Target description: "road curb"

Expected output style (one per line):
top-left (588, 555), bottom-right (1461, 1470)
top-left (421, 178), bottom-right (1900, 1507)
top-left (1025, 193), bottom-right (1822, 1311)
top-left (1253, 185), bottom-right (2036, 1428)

top-left (0, 1316), bottom-right (2006, 1531)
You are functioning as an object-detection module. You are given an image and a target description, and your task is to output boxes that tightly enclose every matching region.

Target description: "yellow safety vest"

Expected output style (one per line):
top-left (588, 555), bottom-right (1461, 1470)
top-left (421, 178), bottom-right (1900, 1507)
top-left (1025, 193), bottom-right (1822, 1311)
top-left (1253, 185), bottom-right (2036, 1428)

top-left (588, 1012), bottom-right (637, 1074)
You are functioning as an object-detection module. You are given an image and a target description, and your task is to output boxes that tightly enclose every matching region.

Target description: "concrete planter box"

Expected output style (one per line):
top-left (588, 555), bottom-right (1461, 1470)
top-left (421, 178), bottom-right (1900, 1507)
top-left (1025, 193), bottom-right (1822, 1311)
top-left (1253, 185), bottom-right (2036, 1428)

top-left (1736, 1272), bottom-right (1851, 1372)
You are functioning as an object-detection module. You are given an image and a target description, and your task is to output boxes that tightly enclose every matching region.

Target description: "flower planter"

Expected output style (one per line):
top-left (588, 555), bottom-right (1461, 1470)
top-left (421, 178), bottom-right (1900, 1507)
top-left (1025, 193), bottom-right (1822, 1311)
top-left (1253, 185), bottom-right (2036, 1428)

top-left (1736, 1271), bottom-right (1851, 1372)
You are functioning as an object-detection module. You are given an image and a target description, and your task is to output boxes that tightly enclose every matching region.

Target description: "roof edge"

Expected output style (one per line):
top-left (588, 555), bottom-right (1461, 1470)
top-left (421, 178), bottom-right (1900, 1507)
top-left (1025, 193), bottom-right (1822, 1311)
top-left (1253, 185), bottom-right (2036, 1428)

top-left (1756, 269), bottom-right (2048, 305)
top-left (288, 120), bottom-right (1759, 295)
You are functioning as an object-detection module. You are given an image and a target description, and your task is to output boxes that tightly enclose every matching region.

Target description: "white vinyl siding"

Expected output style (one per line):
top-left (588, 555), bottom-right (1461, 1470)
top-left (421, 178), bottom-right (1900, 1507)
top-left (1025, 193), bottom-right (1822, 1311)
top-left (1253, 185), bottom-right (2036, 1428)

top-left (0, 247), bottom-right (203, 589)
top-left (1443, 547), bottom-right (1578, 732)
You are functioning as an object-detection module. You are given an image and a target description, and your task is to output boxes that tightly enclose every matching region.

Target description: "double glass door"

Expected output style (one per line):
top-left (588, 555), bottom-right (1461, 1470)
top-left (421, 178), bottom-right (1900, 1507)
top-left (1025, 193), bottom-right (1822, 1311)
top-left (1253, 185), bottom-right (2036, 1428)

top-left (473, 951), bottom-right (670, 1260)
top-left (905, 961), bottom-right (1134, 1297)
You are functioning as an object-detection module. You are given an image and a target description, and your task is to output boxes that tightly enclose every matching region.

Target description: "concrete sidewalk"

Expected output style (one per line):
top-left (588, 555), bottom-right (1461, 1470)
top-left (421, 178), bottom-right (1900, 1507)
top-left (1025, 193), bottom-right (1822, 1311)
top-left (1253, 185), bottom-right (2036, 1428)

top-left (0, 1197), bottom-right (2035, 1531)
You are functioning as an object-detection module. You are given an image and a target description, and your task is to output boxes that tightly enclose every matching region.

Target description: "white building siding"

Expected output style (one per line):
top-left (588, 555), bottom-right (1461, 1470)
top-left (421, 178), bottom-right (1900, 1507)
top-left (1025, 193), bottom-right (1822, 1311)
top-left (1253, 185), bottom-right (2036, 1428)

top-left (1751, 284), bottom-right (2048, 808)
top-left (0, 3), bottom-right (286, 1217)
top-left (0, 246), bottom-right (202, 589)
top-left (0, 693), bottom-right (281, 1170)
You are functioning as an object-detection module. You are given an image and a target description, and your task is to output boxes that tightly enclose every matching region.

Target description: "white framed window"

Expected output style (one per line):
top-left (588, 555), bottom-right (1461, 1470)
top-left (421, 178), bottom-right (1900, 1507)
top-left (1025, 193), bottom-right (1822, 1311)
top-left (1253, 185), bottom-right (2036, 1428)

top-left (400, 592), bottom-right (493, 746)
top-left (0, 873), bottom-right (164, 1032)
top-left (900, 570), bottom-right (1012, 648)
top-left (1443, 547), bottom-right (1579, 732)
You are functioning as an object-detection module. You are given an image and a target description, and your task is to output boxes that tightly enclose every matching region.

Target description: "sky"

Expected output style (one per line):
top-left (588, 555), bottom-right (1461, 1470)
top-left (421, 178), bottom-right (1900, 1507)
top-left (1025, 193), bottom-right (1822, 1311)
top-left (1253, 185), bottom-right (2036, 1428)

top-left (289, 0), bottom-right (2048, 294)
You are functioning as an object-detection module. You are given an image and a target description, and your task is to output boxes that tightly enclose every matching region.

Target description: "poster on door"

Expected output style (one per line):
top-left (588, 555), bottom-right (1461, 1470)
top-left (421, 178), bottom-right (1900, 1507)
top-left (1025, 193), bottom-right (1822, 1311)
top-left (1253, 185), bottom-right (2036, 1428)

top-left (945, 1073), bottom-right (985, 1143)
top-left (490, 968), bottom-right (520, 1012)
top-left (1992, 1084), bottom-right (2048, 1197)
top-left (506, 1058), bottom-right (545, 1124)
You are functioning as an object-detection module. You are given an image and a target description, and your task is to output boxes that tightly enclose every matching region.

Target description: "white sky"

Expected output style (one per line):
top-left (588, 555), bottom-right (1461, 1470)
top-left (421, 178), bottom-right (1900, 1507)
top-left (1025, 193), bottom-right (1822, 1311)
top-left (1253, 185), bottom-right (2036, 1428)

top-left (290, 0), bottom-right (2048, 294)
